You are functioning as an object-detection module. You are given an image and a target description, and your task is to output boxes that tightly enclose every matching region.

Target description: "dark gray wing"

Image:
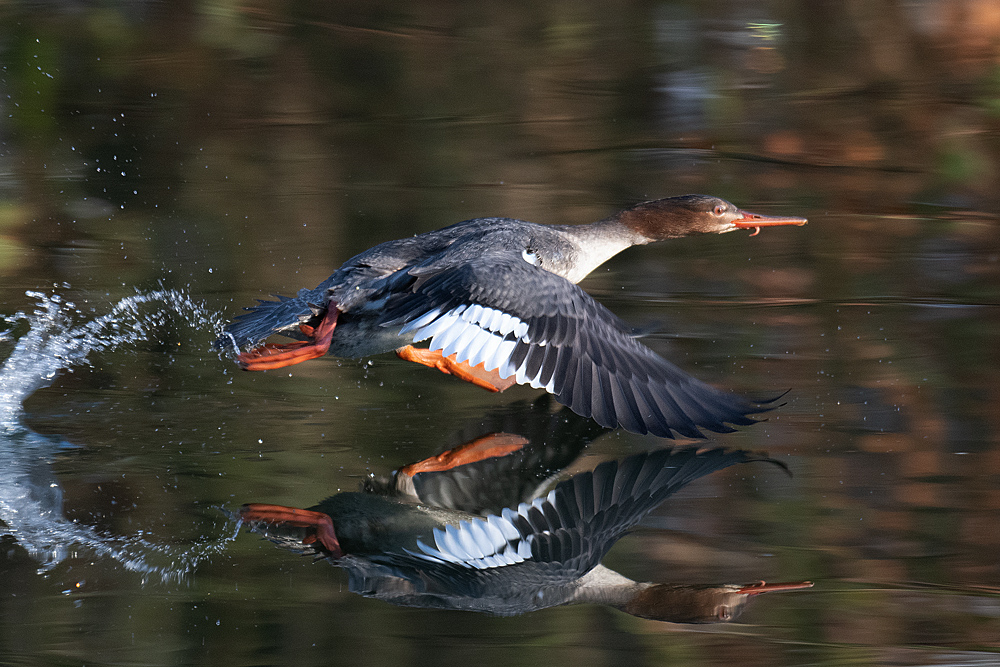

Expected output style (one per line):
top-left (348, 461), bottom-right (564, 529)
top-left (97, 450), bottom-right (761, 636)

top-left (380, 254), bottom-right (774, 438)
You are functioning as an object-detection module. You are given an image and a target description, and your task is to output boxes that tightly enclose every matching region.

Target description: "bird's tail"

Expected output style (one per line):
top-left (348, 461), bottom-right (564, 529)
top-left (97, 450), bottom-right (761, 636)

top-left (214, 282), bottom-right (331, 351)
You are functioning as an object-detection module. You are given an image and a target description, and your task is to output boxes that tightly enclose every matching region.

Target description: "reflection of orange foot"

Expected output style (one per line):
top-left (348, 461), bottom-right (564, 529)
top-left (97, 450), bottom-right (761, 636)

top-left (239, 503), bottom-right (343, 557)
top-left (238, 306), bottom-right (339, 371)
top-left (396, 345), bottom-right (517, 392)
top-left (400, 433), bottom-right (528, 477)
top-left (736, 581), bottom-right (814, 596)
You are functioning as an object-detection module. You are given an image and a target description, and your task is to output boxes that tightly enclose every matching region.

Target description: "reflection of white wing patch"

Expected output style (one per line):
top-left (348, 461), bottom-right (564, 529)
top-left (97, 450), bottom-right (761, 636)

top-left (403, 486), bottom-right (588, 570)
top-left (406, 514), bottom-right (531, 570)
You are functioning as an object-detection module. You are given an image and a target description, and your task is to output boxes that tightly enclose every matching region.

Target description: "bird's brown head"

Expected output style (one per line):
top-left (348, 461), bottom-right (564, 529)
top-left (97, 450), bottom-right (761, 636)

top-left (614, 194), bottom-right (807, 241)
top-left (620, 581), bottom-right (813, 624)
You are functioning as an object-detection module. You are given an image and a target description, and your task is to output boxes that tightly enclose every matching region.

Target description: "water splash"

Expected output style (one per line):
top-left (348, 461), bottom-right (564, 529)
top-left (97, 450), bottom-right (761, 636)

top-left (0, 289), bottom-right (239, 581)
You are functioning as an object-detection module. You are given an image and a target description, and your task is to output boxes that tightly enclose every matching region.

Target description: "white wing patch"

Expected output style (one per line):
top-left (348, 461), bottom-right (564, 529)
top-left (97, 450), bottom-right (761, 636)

top-left (400, 304), bottom-right (542, 381)
top-left (406, 513), bottom-right (532, 570)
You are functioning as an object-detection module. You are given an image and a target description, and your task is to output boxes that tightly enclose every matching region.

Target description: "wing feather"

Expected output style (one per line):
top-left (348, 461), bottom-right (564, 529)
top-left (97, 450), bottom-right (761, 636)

top-left (379, 253), bottom-right (774, 437)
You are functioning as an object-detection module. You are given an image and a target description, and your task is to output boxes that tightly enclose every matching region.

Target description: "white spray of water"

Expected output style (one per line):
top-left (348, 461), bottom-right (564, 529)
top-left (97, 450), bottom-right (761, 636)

top-left (0, 289), bottom-right (240, 582)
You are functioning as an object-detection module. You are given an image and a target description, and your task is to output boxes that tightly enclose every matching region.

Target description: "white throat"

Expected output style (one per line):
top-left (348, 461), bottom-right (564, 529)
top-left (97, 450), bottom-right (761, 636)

top-left (558, 220), bottom-right (650, 284)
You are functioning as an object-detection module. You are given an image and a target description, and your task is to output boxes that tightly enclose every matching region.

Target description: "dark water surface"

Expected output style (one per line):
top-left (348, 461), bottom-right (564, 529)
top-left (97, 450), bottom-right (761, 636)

top-left (2, 3), bottom-right (1000, 665)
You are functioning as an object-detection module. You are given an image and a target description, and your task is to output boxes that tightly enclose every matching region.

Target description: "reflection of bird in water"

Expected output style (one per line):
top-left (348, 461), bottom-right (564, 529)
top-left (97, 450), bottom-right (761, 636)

top-left (238, 440), bottom-right (811, 622)
top-left (364, 395), bottom-right (607, 517)
top-left (218, 195), bottom-right (806, 437)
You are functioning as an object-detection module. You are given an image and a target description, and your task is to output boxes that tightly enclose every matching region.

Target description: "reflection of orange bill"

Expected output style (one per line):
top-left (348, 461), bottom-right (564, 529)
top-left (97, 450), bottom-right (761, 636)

top-left (736, 581), bottom-right (814, 595)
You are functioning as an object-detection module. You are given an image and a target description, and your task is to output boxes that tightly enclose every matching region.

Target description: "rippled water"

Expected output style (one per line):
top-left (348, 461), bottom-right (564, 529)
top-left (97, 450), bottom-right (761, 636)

top-left (2, 2), bottom-right (1000, 665)
top-left (0, 291), bottom-right (237, 579)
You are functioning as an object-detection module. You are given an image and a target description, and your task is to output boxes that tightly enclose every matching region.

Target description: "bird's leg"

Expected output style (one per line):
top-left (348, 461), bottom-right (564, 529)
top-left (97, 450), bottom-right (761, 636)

top-left (395, 345), bottom-right (517, 392)
top-left (237, 305), bottom-right (339, 371)
top-left (239, 503), bottom-right (343, 558)
top-left (399, 433), bottom-right (528, 476)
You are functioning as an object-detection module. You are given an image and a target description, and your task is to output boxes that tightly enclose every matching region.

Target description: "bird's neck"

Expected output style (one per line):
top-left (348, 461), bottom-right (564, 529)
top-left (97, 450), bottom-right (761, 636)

top-left (569, 565), bottom-right (652, 607)
top-left (554, 218), bottom-right (652, 284)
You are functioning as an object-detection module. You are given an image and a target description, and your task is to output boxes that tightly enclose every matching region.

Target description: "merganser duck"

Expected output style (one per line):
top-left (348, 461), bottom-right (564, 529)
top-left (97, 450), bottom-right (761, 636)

top-left (238, 443), bottom-right (811, 621)
top-left (218, 195), bottom-right (806, 438)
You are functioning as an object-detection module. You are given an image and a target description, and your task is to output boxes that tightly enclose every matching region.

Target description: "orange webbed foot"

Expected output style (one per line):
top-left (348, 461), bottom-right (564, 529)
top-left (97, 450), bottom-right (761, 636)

top-left (237, 306), bottom-right (339, 371)
top-left (239, 503), bottom-right (343, 557)
top-left (396, 345), bottom-right (517, 392)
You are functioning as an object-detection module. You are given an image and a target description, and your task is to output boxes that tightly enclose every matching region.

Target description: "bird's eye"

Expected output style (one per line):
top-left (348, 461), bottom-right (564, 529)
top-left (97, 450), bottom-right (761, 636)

top-left (716, 605), bottom-right (732, 621)
top-left (713, 204), bottom-right (726, 216)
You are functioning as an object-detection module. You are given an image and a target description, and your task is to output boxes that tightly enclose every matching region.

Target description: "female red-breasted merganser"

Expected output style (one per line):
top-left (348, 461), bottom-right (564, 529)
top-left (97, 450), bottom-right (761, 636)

top-left (218, 195), bottom-right (807, 438)
top-left (238, 444), bottom-right (811, 621)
